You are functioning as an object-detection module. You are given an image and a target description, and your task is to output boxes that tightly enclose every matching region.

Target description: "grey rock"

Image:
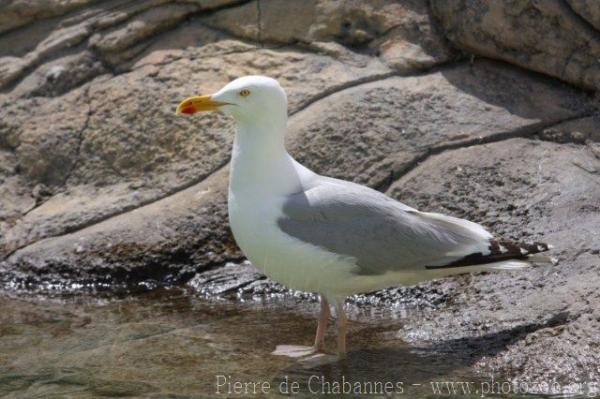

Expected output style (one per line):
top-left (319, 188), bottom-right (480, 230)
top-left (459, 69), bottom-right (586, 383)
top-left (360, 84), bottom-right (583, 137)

top-left (0, 0), bottom-right (241, 90)
top-left (286, 60), bottom-right (590, 188)
top-left (89, 3), bottom-right (199, 66)
top-left (0, 0), bottom-right (97, 34)
top-left (13, 51), bottom-right (106, 98)
top-left (539, 116), bottom-right (600, 144)
top-left (0, 150), bottom-right (35, 224)
top-left (0, 39), bottom-right (391, 259)
top-left (203, 0), bottom-right (455, 72)
top-left (430, 0), bottom-right (600, 90)
top-left (567, 0), bottom-right (600, 31)
top-left (387, 138), bottom-right (600, 383)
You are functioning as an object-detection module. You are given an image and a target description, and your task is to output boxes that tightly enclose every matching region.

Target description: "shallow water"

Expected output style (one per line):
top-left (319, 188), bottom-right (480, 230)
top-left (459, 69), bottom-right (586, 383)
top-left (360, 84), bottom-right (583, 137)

top-left (0, 288), bottom-right (568, 398)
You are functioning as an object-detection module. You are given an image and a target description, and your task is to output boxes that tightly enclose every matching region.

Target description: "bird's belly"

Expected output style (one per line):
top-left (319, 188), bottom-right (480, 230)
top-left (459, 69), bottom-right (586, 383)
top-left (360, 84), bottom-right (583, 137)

top-left (228, 195), bottom-right (357, 297)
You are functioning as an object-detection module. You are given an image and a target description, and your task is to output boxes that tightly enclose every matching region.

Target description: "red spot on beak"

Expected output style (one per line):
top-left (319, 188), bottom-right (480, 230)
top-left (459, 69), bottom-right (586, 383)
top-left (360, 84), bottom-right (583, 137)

top-left (180, 104), bottom-right (195, 114)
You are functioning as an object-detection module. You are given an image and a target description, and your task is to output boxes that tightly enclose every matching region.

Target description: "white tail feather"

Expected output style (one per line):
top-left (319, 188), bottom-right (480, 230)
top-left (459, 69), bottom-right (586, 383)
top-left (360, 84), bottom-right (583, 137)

top-left (526, 254), bottom-right (558, 265)
top-left (484, 260), bottom-right (532, 270)
top-left (430, 259), bottom-right (532, 278)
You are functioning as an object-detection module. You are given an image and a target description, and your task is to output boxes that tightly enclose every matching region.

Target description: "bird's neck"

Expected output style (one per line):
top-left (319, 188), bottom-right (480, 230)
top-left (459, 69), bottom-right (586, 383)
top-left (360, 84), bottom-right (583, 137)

top-left (229, 121), bottom-right (302, 197)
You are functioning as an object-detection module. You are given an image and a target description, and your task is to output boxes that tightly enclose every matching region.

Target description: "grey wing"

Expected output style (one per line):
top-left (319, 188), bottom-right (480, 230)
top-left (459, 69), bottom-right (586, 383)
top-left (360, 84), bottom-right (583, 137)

top-left (277, 177), bottom-right (493, 275)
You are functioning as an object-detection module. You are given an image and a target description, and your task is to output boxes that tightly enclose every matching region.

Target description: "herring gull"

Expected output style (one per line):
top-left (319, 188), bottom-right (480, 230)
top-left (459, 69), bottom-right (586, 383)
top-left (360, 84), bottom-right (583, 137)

top-left (176, 75), bottom-right (553, 358)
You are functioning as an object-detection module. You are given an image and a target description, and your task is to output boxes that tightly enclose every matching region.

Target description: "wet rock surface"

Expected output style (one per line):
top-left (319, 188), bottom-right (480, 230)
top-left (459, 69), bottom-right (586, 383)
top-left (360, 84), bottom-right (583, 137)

top-left (1, 0), bottom-right (600, 391)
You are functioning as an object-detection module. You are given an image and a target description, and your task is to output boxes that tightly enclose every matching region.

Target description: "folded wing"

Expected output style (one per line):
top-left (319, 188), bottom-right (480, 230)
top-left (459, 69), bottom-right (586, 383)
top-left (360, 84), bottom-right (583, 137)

top-left (277, 176), bottom-right (496, 275)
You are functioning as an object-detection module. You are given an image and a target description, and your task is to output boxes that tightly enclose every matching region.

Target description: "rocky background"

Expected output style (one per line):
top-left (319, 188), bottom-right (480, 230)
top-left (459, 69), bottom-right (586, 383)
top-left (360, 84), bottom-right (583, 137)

top-left (0, 0), bottom-right (599, 390)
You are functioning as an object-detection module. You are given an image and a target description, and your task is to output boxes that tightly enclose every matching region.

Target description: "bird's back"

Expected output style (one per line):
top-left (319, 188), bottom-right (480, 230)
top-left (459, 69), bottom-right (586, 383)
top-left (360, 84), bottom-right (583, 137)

top-left (278, 172), bottom-right (552, 281)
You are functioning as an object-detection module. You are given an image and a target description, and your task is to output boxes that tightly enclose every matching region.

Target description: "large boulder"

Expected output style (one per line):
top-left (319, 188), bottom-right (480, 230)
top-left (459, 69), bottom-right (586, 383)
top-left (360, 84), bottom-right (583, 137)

top-left (430, 0), bottom-right (600, 90)
top-left (286, 60), bottom-right (590, 188)
top-left (203, 0), bottom-right (455, 72)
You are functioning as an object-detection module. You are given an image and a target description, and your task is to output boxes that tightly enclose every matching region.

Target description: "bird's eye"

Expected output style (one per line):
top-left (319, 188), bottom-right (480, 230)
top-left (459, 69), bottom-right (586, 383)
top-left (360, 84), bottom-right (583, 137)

top-left (239, 89), bottom-right (251, 97)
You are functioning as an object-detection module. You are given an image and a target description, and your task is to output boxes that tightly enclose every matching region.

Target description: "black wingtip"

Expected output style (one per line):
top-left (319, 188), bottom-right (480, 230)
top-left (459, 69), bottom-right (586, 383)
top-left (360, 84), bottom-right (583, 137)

top-left (425, 239), bottom-right (552, 269)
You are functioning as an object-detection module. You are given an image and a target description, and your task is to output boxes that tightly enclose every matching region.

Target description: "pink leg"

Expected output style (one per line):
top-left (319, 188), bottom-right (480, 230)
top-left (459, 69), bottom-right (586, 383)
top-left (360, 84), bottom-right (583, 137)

top-left (336, 301), bottom-right (347, 357)
top-left (271, 296), bottom-right (338, 360)
top-left (313, 296), bottom-right (330, 351)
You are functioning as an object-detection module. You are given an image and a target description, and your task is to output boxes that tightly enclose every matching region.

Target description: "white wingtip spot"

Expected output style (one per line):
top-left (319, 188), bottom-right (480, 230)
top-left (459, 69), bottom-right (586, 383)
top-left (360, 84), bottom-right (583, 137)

top-left (520, 247), bottom-right (529, 255)
top-left (499, 245), bottom-right (508, 253)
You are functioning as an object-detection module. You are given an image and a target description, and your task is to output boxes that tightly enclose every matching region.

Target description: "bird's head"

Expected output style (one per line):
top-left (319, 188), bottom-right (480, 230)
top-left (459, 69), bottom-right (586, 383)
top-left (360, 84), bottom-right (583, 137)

top-left (176, 75), bottom-right (288, 127)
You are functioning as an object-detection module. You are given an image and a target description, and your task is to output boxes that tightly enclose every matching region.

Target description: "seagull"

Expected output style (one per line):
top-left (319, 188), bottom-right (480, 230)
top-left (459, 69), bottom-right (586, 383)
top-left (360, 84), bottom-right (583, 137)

top-left (176, 75), bottom-right (553, 358)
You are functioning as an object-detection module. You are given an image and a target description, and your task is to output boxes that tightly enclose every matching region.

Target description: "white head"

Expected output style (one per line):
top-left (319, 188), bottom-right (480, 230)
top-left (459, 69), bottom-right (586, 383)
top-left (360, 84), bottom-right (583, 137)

top-left (176, 75), bottom-right (288, 128)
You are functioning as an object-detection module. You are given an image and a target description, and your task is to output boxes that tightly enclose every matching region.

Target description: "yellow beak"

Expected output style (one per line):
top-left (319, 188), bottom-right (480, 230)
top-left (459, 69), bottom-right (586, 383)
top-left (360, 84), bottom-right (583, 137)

top-left (175, 95), bottom-right (228, 115)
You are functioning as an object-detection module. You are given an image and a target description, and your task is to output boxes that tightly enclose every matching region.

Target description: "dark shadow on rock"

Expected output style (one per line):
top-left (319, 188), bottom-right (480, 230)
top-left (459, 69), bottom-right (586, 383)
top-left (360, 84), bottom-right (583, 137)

top-left (423, 310), bottom-right (571, 362)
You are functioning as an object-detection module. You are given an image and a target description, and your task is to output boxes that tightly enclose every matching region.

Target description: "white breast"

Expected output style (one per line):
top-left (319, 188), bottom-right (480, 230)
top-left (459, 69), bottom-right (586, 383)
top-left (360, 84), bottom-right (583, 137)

top-left (228, 187), bottom-right (360, 298)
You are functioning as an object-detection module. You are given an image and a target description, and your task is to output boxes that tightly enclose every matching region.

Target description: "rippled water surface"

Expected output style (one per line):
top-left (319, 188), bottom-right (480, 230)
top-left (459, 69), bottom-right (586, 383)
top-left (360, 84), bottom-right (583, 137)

top-left (0, 288), bottom-right (560, 398)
